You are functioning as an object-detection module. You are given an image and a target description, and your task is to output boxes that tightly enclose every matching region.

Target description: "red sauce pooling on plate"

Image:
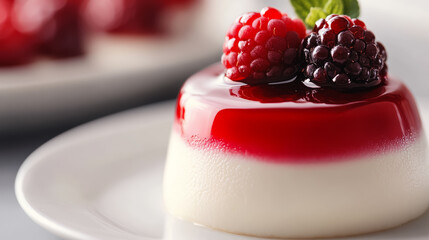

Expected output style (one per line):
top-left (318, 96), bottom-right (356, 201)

top-left (174, 64), bottom-right (423, 163)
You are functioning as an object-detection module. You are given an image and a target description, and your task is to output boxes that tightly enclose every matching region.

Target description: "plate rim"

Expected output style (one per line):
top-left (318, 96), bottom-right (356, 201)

top-left (15, 100), bottom-right (175, 240)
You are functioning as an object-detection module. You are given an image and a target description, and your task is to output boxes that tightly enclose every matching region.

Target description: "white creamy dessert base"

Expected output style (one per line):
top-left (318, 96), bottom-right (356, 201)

top-left (164, 132), bottom-right (429, 238)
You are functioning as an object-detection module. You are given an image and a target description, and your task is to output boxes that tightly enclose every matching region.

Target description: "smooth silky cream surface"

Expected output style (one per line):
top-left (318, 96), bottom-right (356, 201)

top-left (164, 132), bottom-right (429, 238)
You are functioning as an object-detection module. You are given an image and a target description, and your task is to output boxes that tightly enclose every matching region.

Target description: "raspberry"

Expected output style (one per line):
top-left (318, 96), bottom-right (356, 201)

top-left (302, 15), bottom-right (387, 89)
top-left (222, 7), bottom-right (306, 84)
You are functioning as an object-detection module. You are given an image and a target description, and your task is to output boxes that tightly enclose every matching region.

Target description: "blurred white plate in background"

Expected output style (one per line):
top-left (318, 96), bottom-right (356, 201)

top-left (15, 99), bottom-right (429, 240)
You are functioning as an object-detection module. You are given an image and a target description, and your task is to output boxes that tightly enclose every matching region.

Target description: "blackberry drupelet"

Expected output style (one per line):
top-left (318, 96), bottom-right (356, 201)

top-left (302, 15), bottom-right (388, 89)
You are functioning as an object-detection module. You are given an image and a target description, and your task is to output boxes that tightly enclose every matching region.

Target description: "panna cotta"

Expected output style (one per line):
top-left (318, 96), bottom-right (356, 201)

top-left (163, 5), bottom-right (429, 239)
top-left (164, 64), bottom-right (429, 238)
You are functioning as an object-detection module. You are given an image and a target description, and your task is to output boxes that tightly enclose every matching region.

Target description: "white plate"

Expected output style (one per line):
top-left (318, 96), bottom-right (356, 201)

top-left (15, 99), bottom-right (429, 240)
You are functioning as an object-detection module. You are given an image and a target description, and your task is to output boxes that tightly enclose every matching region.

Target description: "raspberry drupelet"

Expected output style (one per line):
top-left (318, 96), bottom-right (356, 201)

top-left (222, 7), bottom-right (306, 84)
top-left (302, 14), bottom-right (387, 89)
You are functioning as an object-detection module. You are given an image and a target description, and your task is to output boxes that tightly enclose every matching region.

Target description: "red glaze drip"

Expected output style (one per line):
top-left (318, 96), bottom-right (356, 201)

top-left (174, 63), bottom-right (423, 163)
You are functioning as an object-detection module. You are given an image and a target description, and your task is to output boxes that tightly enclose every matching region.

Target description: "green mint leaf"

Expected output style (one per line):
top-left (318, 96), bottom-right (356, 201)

top-left (343, 0), bottom-right (360, 18)
top-left (290, 0), bottom-right (360, 29)
top-left (290, 0), bottom-right (328, 22)
top-left (323, 0), bottom-right (344, 15)
top-left (305, 7), bottom-right (328, 28)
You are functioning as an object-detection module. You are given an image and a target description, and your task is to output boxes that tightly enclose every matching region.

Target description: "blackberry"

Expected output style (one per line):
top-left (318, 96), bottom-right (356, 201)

top-left (302, 15), bottom-right (388, 90)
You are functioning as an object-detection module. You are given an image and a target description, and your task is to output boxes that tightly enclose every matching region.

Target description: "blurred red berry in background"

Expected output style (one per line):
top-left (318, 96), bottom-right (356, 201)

top-left (0, 0), bottom-right (37, 65)
top-left (16, 0), bottom-right (85, 58)
top-left (83, 0), bottom-right (196, 34)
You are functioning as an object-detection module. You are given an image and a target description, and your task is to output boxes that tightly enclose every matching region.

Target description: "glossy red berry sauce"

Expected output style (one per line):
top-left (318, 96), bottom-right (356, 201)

top-left (174, 64), bottom-right (423, 163)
